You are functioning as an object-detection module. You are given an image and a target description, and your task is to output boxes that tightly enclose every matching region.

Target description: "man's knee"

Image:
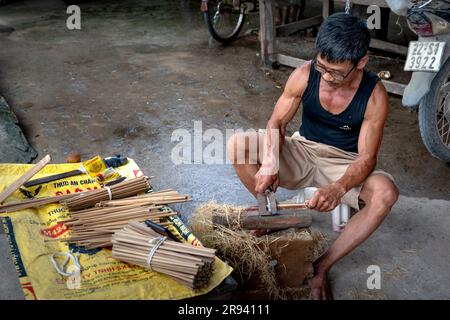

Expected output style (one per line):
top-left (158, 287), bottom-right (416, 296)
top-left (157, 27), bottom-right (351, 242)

top-left (371, 182), bottom-right (399, 211)
top-left (363, 176), bottom-right (399, 214)
top-left (226, 132), bottom-right (260, 164)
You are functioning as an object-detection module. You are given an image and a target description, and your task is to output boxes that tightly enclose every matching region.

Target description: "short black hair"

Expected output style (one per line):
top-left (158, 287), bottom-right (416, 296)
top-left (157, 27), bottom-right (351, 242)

top-left (316, 13), bottom-right (371, 65)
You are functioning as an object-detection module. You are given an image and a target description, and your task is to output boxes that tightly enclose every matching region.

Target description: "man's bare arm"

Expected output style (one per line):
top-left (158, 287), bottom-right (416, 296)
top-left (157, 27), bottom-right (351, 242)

top-left (336, 81), bottom-right (388, 191)
top-left (254, 62), bottom-right (310, 193)
top-left (308, 81), bottom-right (389, 211)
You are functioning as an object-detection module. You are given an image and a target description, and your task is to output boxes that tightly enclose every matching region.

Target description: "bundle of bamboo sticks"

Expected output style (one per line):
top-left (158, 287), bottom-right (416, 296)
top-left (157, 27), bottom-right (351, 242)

top-left (112, 221), bottom-right (216, 289)
top-left (96, 188), bottom-right (191, 207)
top-left (63, 176), bottom-right (151, 211)
top-left (60, 204), bottom-right (177, 249)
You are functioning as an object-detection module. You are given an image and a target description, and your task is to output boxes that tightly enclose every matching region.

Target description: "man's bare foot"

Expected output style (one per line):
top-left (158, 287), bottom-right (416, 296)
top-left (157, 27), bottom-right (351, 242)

top-left (309, 268), bottom-right (333, 300)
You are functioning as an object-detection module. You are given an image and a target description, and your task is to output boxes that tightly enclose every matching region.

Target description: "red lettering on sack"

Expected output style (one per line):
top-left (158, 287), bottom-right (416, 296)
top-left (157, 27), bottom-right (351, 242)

top-left (41, 223), bottom-right (69, 238)
top-left (54, 186), bottom-right (98, 196)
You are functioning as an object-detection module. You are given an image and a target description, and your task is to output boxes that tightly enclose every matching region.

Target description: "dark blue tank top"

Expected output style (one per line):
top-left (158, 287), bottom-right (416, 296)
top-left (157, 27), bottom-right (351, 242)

top-left (299, 61), bottom-right (380, 153)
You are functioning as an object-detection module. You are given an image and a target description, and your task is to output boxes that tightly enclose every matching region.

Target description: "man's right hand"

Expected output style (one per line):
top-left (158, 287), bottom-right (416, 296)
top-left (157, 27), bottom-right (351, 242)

top-left (254, 169), bottom-right (279, 194)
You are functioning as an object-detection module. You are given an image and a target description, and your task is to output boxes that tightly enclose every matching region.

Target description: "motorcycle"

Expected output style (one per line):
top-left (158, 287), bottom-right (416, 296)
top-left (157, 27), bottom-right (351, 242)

top-left (386, 0), bottom-right (450, 162)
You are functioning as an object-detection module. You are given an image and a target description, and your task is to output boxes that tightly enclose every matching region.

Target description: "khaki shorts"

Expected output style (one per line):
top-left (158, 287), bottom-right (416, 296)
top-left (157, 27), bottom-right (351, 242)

top-left (256, 131), bottom-right (396, 210)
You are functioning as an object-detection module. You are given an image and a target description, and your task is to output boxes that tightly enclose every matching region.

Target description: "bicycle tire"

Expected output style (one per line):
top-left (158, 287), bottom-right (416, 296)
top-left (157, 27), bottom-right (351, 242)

top-left (203, 0), bottom-right (246, 44)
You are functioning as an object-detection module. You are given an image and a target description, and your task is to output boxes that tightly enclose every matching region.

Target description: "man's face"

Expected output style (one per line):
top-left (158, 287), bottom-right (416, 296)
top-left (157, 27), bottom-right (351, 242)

top-left (315, 55), bottom-right (357, 87)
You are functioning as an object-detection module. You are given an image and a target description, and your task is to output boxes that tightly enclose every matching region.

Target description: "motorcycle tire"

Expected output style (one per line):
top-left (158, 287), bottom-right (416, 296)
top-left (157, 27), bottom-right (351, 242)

top-left (418, 57), bottom-right (450, 163)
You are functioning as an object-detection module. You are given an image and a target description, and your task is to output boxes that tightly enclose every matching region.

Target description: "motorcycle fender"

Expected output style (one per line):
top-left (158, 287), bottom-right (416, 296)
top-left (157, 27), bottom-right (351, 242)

top-left (402, 72), bottom-right (436, 108)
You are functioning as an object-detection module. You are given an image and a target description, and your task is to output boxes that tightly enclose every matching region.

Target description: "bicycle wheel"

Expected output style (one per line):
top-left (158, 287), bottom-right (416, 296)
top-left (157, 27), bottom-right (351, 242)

top-left (203, 0), bottom-right (246, 44)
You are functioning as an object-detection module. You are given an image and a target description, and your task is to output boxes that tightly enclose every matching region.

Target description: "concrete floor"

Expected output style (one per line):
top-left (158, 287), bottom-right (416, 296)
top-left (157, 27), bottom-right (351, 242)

top-left (0, 0), bottom-right (449, 299)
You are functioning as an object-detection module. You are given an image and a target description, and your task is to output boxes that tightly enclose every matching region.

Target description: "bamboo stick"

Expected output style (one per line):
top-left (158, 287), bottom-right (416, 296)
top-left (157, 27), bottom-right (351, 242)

top-left (69, 204), bottom-right (148, 216)
top-left (98, 194), bottom-right (191, 207)
top-left (0, 155), bottom-right (51, 204)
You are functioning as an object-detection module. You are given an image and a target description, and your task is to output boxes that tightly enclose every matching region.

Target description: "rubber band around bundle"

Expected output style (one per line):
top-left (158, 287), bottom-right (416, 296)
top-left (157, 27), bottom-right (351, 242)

top-left (105, 186), bottom-right (112, 200)
top-left (146, 236), bottom-right (167, 271)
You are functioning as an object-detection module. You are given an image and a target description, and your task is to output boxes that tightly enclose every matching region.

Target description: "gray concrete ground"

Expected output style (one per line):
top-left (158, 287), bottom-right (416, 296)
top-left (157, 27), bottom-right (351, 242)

top-left (0, 0), bottom-right (449, 299)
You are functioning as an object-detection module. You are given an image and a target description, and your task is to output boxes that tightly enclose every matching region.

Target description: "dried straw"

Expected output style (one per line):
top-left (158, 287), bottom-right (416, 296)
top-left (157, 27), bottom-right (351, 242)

top-left (189, 201), bottom-right (328, 300)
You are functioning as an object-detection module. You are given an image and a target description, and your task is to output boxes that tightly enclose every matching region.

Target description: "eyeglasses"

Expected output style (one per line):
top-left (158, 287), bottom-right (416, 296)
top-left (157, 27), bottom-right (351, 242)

top-left (313, 58), bottom-right (356, 81)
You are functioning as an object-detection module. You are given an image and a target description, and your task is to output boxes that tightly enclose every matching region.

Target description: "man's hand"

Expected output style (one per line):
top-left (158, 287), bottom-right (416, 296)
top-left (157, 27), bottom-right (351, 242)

top-left (307, 183), bottom-right (346, 212)
top-left (254, 169), bottom-right (279, 194)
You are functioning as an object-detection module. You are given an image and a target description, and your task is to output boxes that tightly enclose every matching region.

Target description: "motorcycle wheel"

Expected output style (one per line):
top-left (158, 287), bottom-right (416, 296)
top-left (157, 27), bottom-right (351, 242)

top-left (418, 57), bottom-right (450, 162)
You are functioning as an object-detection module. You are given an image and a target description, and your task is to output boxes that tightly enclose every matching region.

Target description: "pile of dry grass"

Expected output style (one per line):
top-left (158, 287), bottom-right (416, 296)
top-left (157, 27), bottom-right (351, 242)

top-left (189, 201), bottom-right (328, 300)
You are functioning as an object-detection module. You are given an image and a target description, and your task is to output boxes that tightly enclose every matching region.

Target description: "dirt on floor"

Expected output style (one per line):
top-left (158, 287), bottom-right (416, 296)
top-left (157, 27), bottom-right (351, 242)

top-left (0, 0), bottom-right (449, 300)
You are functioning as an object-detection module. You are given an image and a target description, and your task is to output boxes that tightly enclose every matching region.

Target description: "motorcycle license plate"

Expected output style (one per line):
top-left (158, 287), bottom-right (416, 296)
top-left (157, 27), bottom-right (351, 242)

top-left (404, 41), bottom-right (446, 72)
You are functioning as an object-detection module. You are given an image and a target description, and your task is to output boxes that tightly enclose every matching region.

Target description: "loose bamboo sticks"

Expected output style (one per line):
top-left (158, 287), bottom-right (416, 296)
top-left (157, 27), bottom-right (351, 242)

top-left (59, 182), bottom-right (193, 249)
top-left (0, 193), bottom-right (76, 213)
top-left (60, 204), bottom-right (177, 249)
top-left (63, 176), bottom-right (151, 211)
top-left (112, 221), bottom-right (216, 289)
top-left (0, 176), bottom-right (151, 213)
top-left (96, 189), bottom-right (191, 207)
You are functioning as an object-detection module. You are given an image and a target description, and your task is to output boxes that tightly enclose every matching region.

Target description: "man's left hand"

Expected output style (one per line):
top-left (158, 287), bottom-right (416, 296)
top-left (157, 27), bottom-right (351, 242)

top-left (307, 183), bottom-right (347, 212)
